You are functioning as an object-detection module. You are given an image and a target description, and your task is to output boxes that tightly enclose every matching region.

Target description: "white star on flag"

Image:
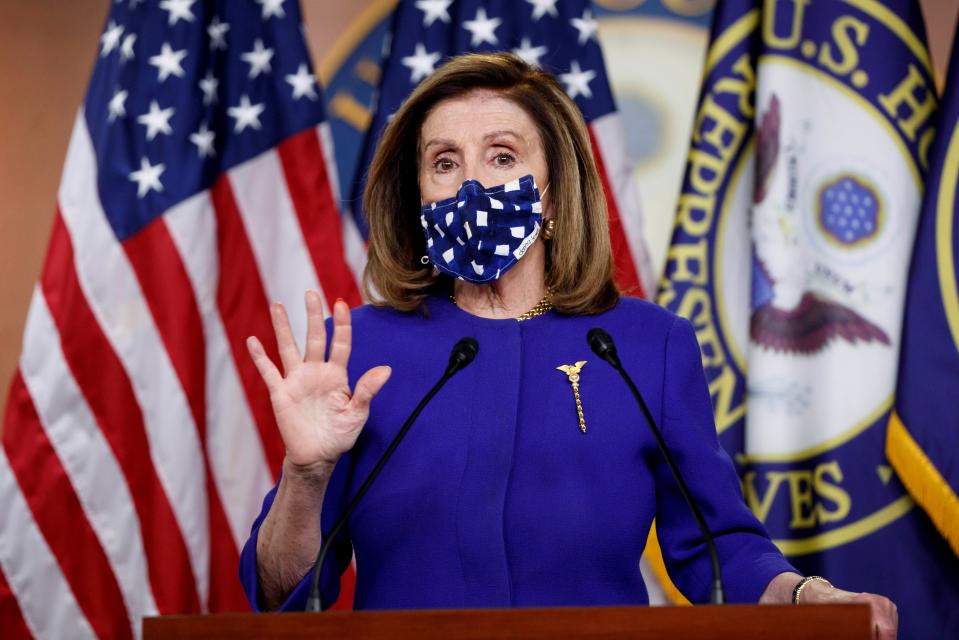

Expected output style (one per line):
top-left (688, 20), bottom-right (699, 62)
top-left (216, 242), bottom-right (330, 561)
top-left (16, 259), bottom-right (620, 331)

top-left (241, 39), bottom-right (274, 79)
top-left (99, 21), bottom-right (124, 57)
top-left (570, 9), bottom-right (598, 45)
top-left (137, 100), bottom-right (175, 140)
top-left (189, 122), bottom-right (216, 158)
top-left (149, 42), bottom-right (187, 82)
top-left (207, 16), bottom-right (229, 51)
top-left (415, 0), bottom-right (452, 26)
top-left (228, 94), bottom-right (265, 132)
top-left (255, 0), bottom-right (286, 20)
top-left (462, 7), bottom-right (502, 47)
top-left (402, 42), bottom-right (441, 83)
top-left (526, 0), bottom-right (559, 21)
top-left (107, 88), bottom-right (128, 122)
top-left (159, 0), bottom-right (196, 26)
top-left (120, 33), bottom-right (136, 62)
top-left (128, 157), bottom-right (165, 198)
top-left (286, 63), bottom-right (318, 100)
top-left (199, 70), bottom-right (219, 105)
top-left (512, 38), bottom-right (548, 68)
top-left (560, 60), bottom-right (596, 99)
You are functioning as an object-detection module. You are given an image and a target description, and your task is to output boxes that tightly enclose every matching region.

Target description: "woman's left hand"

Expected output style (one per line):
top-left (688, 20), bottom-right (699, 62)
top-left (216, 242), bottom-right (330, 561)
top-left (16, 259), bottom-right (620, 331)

top-left (761, 573), bottom-right (897, 639)
top-left (801, 580), bottom-right (897, 640)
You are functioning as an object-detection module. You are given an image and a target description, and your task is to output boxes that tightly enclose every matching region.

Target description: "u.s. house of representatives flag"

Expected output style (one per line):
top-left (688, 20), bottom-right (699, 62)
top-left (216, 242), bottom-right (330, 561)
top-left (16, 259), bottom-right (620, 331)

top-left (348, 0), bottom-right (655, 298)
top-left (659, 0), bottom-right (959, 636)
top-left (0, 0), bottom-right (360, 637)
top-left (888, 15), bottom-right (959, 573)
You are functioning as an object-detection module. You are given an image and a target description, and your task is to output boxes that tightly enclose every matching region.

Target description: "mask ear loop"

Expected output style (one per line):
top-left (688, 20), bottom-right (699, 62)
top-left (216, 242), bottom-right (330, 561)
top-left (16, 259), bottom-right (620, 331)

top-left (420, 204), bottom-right (432, 267)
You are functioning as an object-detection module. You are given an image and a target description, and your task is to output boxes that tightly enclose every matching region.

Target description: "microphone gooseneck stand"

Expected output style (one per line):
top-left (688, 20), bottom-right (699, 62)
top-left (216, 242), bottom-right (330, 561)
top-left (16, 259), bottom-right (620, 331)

top-left (588, 327), bottom-right (726, 605)
top-left (305, 337), bottom-right (479, 612)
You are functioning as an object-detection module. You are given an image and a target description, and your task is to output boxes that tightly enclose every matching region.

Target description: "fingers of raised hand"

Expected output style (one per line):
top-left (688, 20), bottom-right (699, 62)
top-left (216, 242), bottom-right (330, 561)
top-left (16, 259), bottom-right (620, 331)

top-left (304, 290), bottom-right (327, 363)
top-left (246, 336), bottom-right (283, 391)
top-left (349, 366), bottom-right (392, 414)
top-left (270, 302), bottom-right (302, 374)
top-left (328, 299), bottom-right (352, 368)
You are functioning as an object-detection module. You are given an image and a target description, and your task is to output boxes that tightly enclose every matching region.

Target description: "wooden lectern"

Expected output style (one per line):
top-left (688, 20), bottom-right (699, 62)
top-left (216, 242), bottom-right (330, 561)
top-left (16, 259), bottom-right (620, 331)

top-left (144, 604), bottom-right (871, 639)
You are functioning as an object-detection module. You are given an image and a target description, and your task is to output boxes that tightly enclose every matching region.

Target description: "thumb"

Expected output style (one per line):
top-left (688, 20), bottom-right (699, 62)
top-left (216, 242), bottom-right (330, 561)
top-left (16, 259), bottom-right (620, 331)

top-left (350, 365), bottom-right (392, 413)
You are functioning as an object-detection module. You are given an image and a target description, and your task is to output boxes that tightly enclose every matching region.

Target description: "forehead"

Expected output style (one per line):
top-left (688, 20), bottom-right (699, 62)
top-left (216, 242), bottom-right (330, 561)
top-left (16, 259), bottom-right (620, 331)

top-left (419, 89), bottom-right (540, 143)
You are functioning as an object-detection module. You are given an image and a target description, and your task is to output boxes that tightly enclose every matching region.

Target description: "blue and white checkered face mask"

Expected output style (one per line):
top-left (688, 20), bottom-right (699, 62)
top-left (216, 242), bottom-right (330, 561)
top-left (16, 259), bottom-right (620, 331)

top-left (420, 174), bottom-right (544, 283)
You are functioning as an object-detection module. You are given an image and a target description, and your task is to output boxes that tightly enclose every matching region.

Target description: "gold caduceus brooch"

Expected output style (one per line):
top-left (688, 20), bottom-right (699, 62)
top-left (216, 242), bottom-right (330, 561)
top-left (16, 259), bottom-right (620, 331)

top-left (556, 361), bottom-right (588, 433)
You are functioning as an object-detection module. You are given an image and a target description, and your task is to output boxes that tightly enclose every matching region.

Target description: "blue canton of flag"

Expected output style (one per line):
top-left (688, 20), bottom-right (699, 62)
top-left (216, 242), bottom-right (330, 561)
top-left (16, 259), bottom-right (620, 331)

top-left (87, 0), bottom-right (324, 239)
top-left (349, 0), bottom-right (655, 297)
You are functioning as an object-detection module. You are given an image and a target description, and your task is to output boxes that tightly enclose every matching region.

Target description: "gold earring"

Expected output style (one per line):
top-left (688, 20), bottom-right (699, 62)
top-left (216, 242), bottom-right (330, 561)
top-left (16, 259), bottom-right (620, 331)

top-left (543, 219), bottom-right (556, 240)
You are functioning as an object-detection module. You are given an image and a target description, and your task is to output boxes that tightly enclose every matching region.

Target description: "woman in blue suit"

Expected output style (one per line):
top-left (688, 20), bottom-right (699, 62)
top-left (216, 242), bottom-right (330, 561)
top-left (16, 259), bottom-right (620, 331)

top-left (240, 52), bottom-right (896, 638)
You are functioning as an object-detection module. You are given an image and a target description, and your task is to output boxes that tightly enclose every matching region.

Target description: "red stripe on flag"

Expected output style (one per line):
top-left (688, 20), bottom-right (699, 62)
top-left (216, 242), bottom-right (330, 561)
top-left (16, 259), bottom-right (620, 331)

top-left (121, 217), bottom-right (247, 611)
top-left (588, 129), bottom-right (645, 298)
top-left (121, 217), bottom-right (208, 468)
top-left (277, 129), bottom-right (363, 308)
top-left (330, 563), bottom-right (356, 611)
top-left (0, 557), bottom-right (34, 640)
top-left (210, 177), bottom-right (286, 478)
top-left (41, 213), bottom-right (200, 614)
top-left (2, 372), bottom-right (132, 639)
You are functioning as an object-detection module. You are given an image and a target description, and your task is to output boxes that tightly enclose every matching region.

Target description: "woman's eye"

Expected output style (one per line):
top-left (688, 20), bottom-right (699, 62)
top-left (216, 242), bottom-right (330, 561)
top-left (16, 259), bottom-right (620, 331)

top-left (493, 153), bottom-right (515, 167)
top-left (433, 158), bottom-right (455, 172)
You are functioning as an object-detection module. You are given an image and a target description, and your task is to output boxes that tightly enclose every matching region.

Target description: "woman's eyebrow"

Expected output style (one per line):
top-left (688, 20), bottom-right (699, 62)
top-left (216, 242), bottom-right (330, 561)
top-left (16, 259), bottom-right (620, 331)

top-left (483, 130), bottom-right (525, 144)
top-left (422, 138), bottom-right (458, 152)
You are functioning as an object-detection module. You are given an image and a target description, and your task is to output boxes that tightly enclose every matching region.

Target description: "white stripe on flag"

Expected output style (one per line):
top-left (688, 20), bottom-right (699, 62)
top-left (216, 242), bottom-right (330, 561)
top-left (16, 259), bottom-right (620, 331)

top-left (0, 448), bottom-right (97, 640)
top-left (20, 287), bottom-right (158, 634)
top-left (591, 112), bottom-right (656, 293)
top-left (317, 122), bottom-right (367, 294)
top-left (228, 150), bottom-right (325, 346)
top-left (57, 111), bottom-right (210, 606)
top-left (639, 557), bottom-right (668, 606)
top-left (165, 192), bottom-right (276, 546)
top-left (318, 122), bottom-right (341, 204)
top-left (341, 207), bottom-right (369, 297)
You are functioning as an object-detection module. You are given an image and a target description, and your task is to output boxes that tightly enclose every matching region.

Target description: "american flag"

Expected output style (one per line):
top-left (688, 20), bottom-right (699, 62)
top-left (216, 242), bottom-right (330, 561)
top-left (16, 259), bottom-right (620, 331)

top-left (350, 0), bottom-right (655, 297)
top-left (0, 0), bottom-right (360, 637)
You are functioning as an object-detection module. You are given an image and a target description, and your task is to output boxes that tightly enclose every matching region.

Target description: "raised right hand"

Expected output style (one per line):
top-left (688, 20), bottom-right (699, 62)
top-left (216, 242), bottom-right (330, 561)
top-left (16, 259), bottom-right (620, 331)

top-left (246, 291), bottom-right (391, 469)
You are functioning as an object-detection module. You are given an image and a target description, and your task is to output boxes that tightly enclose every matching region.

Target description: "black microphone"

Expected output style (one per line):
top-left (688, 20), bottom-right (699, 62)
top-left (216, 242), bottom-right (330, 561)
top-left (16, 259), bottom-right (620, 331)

top-left (445, 336), bottom-right (478, 375)
top-left (587, 328), bottom-right (726, 605)
top-left (305, 337), bottom-right (479, 612)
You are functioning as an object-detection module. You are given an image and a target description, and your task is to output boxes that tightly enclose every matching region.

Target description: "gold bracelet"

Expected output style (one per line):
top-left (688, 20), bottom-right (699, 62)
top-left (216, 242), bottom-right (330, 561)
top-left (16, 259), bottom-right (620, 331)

top-left (792, 575), bottom-right (832, 605)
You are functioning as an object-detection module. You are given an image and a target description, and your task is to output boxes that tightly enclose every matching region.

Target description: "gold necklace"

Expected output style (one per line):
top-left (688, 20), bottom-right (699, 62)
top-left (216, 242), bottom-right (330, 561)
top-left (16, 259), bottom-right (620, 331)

top-left (450, 287), bottom-right (553, 321)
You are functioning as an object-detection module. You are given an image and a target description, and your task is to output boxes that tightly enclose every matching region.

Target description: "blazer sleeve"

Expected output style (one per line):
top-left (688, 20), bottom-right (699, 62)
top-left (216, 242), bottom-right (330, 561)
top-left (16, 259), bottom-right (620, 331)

top-left (653, 316), bottom-right (797, 603)
top-left (238, 455), bottom-right (354, 612)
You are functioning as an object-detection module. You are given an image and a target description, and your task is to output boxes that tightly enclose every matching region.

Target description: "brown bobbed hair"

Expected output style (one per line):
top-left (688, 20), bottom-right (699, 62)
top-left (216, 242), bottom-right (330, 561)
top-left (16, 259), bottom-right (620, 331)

top-left (363, 52), bottom-right (619, 315)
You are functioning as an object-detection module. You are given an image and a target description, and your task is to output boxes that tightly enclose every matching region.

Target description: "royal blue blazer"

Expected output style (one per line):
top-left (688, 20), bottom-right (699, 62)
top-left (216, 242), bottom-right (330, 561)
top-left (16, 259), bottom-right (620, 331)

top-left (239, 295), bottom-right (795, 610)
